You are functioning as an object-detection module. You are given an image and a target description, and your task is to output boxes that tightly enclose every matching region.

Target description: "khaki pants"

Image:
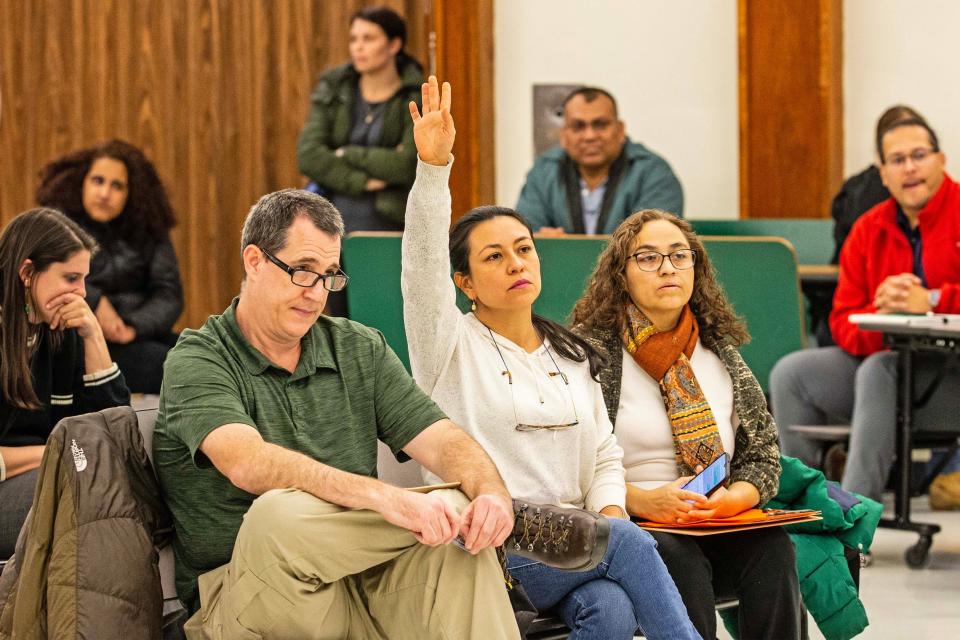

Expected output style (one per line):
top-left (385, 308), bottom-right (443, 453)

top-left (183, 488), bottom-right (519, 640)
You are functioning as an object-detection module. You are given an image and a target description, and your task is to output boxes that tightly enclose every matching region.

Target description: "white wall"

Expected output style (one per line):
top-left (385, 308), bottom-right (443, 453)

top-left (844, 0), bottom-right (960, 177)
top-left (494, 0), bottom-right (739, 219)
top-left (493, 1), bottom-right (960, 221)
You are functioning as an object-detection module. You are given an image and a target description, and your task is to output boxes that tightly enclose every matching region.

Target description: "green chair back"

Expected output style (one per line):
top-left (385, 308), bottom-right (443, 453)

top-left (344, 233), bottom-right (805, 392)
top-left (690, 219), bottom-right (834, 265)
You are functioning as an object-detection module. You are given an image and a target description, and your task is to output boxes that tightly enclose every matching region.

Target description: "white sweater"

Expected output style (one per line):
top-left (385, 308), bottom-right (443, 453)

top-left (401, 159), bottom-right (626, 512)
top-left (617, 343), bottom-right (739, 490)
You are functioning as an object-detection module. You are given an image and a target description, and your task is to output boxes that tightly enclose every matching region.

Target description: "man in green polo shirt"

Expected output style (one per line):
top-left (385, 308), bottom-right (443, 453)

top-left (153, 189), bottom-right (519, 639)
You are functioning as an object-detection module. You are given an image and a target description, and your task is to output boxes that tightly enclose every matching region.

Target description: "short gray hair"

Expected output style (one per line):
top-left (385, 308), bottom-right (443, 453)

top-left (240, 189), bottom-right (345, 256)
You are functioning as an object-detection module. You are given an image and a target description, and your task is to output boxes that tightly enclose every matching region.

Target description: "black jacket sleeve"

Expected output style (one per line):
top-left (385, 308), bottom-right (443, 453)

top-left (122, 240), bottom-right (184, 338)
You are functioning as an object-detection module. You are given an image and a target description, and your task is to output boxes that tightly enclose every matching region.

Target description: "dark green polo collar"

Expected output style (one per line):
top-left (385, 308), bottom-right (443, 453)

top-left (222, 297), bottom-right (338, 379)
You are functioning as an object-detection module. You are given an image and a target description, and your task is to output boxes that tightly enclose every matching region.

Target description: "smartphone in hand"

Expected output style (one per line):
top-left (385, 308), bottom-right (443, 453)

top-left (682, 452), bottom-right (729, 500)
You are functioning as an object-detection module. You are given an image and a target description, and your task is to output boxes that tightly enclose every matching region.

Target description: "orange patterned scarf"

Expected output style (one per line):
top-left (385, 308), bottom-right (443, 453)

top-left (622, 303), bottom-right (724, 470)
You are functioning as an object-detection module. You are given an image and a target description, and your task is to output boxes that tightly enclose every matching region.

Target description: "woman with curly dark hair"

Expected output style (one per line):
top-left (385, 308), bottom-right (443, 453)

top-left (572, 211), bottom-right (802, 640)
top-left (36, 139), bottom-right (183, 394)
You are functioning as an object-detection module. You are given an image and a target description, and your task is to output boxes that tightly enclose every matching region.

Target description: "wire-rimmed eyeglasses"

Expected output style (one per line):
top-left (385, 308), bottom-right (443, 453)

top-left (884, 147), bottom-right (937, 170)
top-left (485, 326), bottom-right (580, 432)
top-left (261, 248), bottom-right (349, 291)
top-left (629, 249), bottom-right (697, 272)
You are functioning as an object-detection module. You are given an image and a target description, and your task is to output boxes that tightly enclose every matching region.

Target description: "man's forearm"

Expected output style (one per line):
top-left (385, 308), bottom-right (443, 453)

top-left (236, 439), bottom-right (401, 513)
top-left (432, 427), bottom-right (510, 500)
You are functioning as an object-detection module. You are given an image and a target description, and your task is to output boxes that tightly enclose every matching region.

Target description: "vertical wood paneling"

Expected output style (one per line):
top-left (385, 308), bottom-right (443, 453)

top-left (0, 0), bottom-right (428, 329)
top-left (738, 0), bottom-right (843, 219)
top-left (432, 0), bottom-right (495, 219)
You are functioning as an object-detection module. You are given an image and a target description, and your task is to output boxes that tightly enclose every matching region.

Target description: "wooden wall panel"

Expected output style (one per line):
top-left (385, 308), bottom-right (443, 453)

top-left (432, 0), bottom-right (495, 219)
top-left (738, 0), bottom-right (843, 219)
top-left (0, 0), bottom-right (430, 329)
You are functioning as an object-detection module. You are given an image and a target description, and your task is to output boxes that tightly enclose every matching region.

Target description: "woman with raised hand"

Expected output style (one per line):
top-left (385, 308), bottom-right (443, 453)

top-left (400, 76), bottom-right (700, 640)
top-left (571, 211), bottom-right (801, 640)
top-left (0, 209), bottom-right (130, 559)
top-left (36, 139), bottom-right (183, 394)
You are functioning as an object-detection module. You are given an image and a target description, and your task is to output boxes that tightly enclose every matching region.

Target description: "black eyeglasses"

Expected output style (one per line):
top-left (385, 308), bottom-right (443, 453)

top-left (260, 248), bottom-right (349, 291)
top-left (485, 326), bottom-right (580, 432)
top-left (629, 249), bottom-right (697, 272)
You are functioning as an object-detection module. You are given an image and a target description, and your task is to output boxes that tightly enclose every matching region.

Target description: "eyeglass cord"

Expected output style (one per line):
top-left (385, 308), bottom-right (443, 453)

top-left (483, 324), bottom-right (568, 384)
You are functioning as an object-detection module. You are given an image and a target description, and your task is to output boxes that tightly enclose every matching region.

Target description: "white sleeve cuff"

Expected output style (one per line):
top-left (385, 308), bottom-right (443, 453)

top-left (0, 451), bottom-right (7, 482)
top-left (83, 362), bottom-right (121, 386)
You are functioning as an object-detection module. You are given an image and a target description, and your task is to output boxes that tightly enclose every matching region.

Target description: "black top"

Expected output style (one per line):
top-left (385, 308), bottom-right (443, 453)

top-left (894, 204), bottom-right (927, 286)
top-left (330, 84), bottom-right (396, 232)
top-left (78, 218), bottom-right (184, 338)
top-left (0, 329), bottom-right (131, 447)
top-left (830, 165), bottom-right (891, 263)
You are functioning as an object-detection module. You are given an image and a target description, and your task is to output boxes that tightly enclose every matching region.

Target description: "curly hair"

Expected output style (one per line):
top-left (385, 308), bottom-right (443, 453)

top-left (35, 139), bottom-right (176, 245)
top-left (570, 210), bottom-right (750, 347)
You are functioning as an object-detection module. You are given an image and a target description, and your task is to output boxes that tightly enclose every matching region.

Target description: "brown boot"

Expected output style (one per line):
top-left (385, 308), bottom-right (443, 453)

top-left (929, 471), bottom-right (960, 511)
top-left (506, 500), bottom-right (610, 572)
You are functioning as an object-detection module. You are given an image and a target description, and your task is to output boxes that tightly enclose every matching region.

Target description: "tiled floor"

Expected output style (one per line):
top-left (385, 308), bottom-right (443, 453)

top-left (717, 497), bottom-right (960, 640)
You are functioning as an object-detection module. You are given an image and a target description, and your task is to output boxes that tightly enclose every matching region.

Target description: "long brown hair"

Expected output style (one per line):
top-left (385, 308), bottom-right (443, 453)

top-left (571, 210), bottom-right (749, 347)
top-left (0, 208), bottom-right (97, 409)
top-left (36, 139), bottom-right (176, 245)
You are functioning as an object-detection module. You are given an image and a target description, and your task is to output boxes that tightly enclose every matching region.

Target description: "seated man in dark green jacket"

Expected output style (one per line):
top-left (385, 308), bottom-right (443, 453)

top-left (517, 86), bottom-right (684, 235)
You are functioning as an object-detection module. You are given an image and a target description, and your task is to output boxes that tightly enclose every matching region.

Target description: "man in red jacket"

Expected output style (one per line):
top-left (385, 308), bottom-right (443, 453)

top-left (771, 117), bottom-right (960, 501)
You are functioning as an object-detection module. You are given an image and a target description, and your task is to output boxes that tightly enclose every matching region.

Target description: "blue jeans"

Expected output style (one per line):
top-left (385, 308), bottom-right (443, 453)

top-left (507, 518), bottom-right (701, 640)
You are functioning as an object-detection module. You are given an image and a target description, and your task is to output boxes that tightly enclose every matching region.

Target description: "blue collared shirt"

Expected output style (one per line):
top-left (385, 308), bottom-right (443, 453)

top-left (579, 178), bottom-right (608, 235)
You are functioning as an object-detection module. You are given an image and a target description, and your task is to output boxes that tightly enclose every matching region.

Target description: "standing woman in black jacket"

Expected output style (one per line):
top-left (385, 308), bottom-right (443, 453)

top-left (0, 209), bottom-right (130, 558)
top-left (36, 139), bottom-right (184, 393)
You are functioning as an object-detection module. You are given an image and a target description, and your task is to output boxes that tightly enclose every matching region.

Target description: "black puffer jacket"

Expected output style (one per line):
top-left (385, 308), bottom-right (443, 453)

top-left (0, 406), bottom-right (171, 639)
top-left (79, 218), bottom-right (184, 338)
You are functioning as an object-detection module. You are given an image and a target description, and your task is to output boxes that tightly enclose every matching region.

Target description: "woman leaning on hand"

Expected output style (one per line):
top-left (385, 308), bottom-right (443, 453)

top-left (572, 211), bottom-right (802, 640)
top-left (0, 209), bottom-right (130, 559)
top-left (36, 139), bottom-right (183, 394)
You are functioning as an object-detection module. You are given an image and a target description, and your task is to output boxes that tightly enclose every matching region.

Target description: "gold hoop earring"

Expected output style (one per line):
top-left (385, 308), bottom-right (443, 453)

top-left (470, 299), bottom-right (477, 312)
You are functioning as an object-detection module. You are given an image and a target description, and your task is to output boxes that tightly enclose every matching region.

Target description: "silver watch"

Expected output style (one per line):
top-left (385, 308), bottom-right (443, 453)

top-left (928, 288), bottom-right (942, 309)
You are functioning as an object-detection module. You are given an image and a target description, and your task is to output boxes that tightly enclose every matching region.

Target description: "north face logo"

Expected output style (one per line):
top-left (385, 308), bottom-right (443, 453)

top-left (71, 439), bottom-right (87, 472)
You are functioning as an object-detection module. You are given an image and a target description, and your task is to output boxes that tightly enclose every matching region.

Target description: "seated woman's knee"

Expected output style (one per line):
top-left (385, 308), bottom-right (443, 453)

top-left (561, 579), bottom-right (637, 637)
top-left (608, 517), bottom-right (658, 556)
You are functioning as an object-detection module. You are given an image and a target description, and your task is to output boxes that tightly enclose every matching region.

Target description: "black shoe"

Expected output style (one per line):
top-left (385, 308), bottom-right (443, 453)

top-left (505, 500), bottom-right (610, 572)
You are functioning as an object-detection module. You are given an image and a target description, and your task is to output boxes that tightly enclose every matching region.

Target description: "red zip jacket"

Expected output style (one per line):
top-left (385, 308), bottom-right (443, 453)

top-left (830, 173), bottom-right (960, 356)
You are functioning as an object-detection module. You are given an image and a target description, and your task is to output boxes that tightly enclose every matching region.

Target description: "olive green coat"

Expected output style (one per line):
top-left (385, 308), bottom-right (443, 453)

top-left (296, 59), bottom-right (423, 225)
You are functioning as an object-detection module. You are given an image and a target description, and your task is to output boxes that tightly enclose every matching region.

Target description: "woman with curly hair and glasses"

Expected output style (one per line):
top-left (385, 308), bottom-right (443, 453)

top-left (571, 211), bottom-right (801, 640)
top-left (0, 208), bottom-right (129, 558)
top-left (36, 139), bottom-right (183, 394)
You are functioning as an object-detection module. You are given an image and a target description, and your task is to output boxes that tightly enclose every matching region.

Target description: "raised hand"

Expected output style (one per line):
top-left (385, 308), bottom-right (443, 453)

top-left (409, 75), bottom-right (455, 166)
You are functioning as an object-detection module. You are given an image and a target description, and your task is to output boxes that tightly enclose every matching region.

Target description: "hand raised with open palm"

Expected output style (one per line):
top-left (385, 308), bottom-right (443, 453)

top-left (409, 75), bottom-right (455, 166)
